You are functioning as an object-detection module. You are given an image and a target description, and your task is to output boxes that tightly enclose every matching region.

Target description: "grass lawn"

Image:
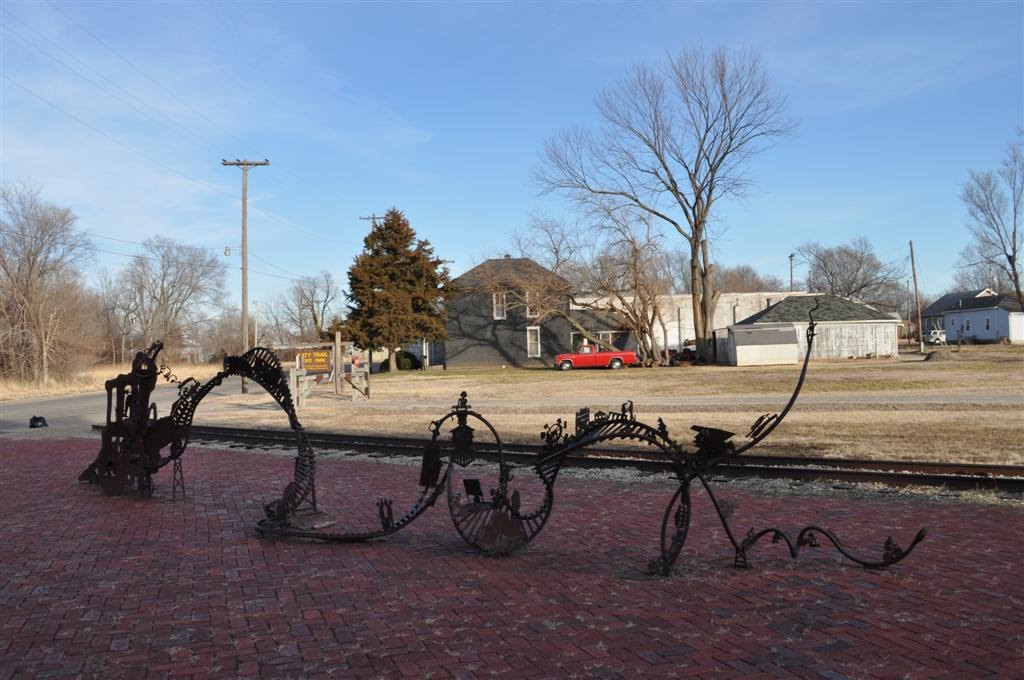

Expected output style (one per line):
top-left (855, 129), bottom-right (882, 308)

top-left (183, 344), bottom-right (1024, 466)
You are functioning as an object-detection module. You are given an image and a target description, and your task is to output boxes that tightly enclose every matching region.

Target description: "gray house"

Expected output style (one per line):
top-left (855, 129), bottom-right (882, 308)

top-left (922, 289), bottom-right (1024, 343)
top-left (445, 256), bottom-right (635, 367)
top-left (445, 257), bottom-right (573, 367)
top-left (721, 295), bottom-right (901, 363)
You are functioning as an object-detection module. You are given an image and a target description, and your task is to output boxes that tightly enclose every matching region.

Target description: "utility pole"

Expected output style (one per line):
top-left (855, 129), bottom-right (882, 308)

top-left (356, 213), bottom-right (383, 396)
top-left (222, 158), bottom-right (270, 393)
top-left (909, 240), bottom-right (924, 354)
top-left (788, 253), bottom-right (795, 292)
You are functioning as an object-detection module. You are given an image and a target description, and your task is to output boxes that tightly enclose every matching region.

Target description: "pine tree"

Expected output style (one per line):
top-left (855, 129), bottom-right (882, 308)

top-left (346, 208), bottom-right (449, 372)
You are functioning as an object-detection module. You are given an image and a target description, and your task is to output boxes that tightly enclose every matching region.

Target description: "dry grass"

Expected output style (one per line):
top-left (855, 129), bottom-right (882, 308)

top-left (189, 344), bottom-right (1024, 466)
top-left (0, 362), bottom-right (226, 401)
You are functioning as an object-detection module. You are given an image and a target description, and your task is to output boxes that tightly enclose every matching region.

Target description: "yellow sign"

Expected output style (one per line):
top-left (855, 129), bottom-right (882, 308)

top-left (298, 349), bottom-right (332, 373)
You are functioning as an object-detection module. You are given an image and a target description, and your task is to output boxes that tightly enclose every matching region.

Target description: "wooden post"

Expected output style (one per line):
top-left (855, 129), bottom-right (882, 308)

top-left (334, 332), bottom-right (342, 395)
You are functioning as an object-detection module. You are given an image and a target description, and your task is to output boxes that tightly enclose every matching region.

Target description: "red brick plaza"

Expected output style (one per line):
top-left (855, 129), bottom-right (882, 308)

top-left (1, 438), bottom-right (1021, 679)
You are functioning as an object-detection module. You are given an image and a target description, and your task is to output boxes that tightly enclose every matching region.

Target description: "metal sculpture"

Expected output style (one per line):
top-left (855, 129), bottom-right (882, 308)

top-left (257, 301), bottom-right (927, 573)
top-left (80, 343), bottom-right (314, 513)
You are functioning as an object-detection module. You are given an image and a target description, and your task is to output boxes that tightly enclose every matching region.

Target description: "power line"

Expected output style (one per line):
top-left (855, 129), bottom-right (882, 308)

top-left (250, 250), bottom-right (302, 278)
top-left (45, 0), bottom-right (233, 138)
top-left (0, 224), bottom-right (300, 282)
top-left (2, 73), bottom-right (346, 245)
top-left (5, 7), bottom-right (314, 193)
top-left (1, 73), bottom-right (231, 196)
top-left (1, 11), bottom-right (212, 148)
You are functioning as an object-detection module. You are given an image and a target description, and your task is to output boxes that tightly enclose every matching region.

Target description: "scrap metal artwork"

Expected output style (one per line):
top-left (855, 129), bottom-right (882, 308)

top-left (81, 300), bottom-right (926, 573)
top-left (79, 342), bottom-right (315, 515)
top-left (257, 299), bottom-right (928, 574)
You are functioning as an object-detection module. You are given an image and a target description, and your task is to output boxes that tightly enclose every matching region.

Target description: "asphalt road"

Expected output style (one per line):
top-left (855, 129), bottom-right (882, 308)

top-left (0, 378), bottom-right (245, 435)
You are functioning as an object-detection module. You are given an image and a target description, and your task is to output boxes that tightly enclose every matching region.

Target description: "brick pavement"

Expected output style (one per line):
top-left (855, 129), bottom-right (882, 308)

top-left (0, 438), bottom-right (1021, 679)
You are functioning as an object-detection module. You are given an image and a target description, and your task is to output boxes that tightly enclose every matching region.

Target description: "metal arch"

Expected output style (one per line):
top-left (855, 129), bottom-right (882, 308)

top-left (79, 345), bottom-right (314, 507)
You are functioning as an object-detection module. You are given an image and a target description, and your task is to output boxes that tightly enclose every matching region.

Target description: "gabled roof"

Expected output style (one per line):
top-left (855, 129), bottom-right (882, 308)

top-left (736, 294), bottom-right (895, 324)
top-left (923, 290), bottom-right (1022, 315)
top-left (451, 256), bottom-right (570, 290)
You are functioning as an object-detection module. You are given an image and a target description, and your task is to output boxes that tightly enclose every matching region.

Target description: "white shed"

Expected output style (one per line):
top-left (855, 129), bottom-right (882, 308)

top-left (725, 323), bottom-right (800, 366)
top-left (729, 295), bottom-right (900, 361)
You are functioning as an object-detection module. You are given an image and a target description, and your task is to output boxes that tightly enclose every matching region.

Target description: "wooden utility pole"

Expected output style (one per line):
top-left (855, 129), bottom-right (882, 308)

top-left (222, 158), bottom-right (270, 393)
top-left (356, 213), bottom-right (383, 395)
top-left (909, 240), bottom-right (924, 353)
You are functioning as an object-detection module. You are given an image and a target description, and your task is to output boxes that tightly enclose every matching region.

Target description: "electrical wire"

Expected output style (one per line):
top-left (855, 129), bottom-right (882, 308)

top-left (45, 0), bottom-right (232, 138)
top-left (2, 73), bottom-right (347, 245)
top-left (1, 11), bottom-right (211, 148)
top-left (0, 223), bottom-right (302, 283)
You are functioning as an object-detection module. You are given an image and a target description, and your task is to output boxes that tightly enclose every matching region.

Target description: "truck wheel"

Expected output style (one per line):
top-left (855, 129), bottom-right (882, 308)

top-left (559, 361), bottom-right (573, 371)
top-left (609, 358), bottom-right (623, 369)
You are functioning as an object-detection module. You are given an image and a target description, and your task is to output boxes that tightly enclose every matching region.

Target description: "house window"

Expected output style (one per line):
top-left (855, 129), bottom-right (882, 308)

top-left (525, 292), bottom-right (539, 318)
top-left (966, 319), bottom-right (971, 331)
top-left (985, 318), bottom-right (990, 331)
top-left (492, 292), bottom-right (507, 320)
top-left (526, 326), bottom-right (541, 358)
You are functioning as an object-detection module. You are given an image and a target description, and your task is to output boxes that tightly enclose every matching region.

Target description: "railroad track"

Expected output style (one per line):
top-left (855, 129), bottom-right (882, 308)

top-left (165, 425), bottom-right (1024, 494)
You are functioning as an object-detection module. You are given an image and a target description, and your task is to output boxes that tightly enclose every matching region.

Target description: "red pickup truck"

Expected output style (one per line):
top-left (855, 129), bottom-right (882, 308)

top-left (554, 345), bottom-right (639, 370)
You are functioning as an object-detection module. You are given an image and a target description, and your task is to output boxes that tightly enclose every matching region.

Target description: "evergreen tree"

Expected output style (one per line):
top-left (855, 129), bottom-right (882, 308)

top-left (346, 208), bottom-right (449, 372)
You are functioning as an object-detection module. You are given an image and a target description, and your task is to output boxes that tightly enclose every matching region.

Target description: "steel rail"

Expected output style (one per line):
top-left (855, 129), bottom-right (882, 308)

top-left (135, 424), bottom-right (1024, 494)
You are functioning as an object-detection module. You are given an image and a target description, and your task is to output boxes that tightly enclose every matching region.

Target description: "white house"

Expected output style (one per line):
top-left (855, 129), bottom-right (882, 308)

top-left (922, 290), bottom-right (1024, 344)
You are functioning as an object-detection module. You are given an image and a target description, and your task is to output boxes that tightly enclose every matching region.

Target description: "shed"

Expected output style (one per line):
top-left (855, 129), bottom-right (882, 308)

top-left (731, 295), bottom-right (900, 361)
top-left (724, 323), bottom-right (800, 366)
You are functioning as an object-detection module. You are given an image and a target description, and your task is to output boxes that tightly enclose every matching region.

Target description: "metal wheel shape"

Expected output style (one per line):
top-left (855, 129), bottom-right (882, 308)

top-left (649, 484), bottom-right (692, 576)
top-left (439, 393), bottom-right (555, 556)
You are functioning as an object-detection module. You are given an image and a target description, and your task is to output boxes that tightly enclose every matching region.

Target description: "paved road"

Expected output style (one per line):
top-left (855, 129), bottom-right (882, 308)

top-left (0, 378), bottom-right (245, 435)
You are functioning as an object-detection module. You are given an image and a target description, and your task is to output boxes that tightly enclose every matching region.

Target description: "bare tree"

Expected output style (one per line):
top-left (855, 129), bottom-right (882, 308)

top-left (960, 138), bottom-right (1024, 309)
top-left (200, 306), bottom-right (244, 358)
top-left (277, 271), bottom-right (339, 341)
top-left (0, 184), bottom-right (95, 381)
top-left (510, 213), bottom-right (673, 364)
top-left (952, 244), bottom-right (1014, 294)
top-left (713, 264), bottom-right (786, 293)
top-left (95, 267), bottom-right (140, 364)
top-left (536, 47), bottom-right (795, 360)
top-left (125, 235), bottom-right (226, 351)
top-left (797, 237), bottom-right (906, 310)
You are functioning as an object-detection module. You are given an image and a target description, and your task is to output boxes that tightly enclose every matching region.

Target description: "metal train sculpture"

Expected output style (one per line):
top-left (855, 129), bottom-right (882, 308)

top-left (80, 306), bottom-right (927, 574)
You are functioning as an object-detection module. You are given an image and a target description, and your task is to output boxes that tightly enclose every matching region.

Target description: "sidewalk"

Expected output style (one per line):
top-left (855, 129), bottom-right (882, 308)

top-left (1, 438), bottom-right (1021, 679)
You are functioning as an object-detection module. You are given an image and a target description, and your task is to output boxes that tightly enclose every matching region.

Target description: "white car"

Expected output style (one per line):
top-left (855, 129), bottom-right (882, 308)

top-left (926, 329), bottom-right (947, 345)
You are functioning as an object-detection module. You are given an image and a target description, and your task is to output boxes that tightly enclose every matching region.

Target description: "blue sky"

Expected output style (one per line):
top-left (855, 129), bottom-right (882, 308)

top-left (2, 1), bottom-right (1021, 311)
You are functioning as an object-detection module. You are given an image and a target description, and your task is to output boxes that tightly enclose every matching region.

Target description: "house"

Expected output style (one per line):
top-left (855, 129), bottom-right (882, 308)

top-left (444, 256), bottom-right (574, 367)
top-left (922, 289), bottom-right (1024, 344)
top-left (446, 256), bottom-right (821, 366)
top-left (659, 292), bottom-right (812, 350)
top-left (721, 294), bottom-right (901, 364)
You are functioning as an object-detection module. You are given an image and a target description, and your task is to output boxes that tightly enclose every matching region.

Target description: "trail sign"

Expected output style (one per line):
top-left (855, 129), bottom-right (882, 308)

top-left (297, 349), bottom-right (332, 374)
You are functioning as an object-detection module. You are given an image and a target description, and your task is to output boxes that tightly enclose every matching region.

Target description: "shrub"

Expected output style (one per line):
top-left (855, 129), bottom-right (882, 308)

top-left (377, 350), bottom-right (423, 372)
